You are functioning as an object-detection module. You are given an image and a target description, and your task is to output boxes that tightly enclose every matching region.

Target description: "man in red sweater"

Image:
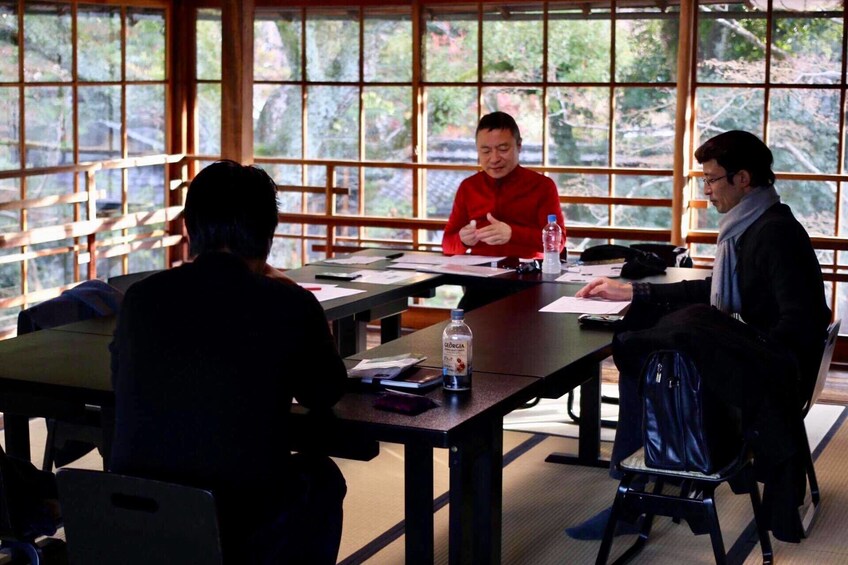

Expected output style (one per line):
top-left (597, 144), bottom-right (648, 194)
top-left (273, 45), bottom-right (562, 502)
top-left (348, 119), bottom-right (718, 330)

top-left (442, 111), bottom-right (565, 258)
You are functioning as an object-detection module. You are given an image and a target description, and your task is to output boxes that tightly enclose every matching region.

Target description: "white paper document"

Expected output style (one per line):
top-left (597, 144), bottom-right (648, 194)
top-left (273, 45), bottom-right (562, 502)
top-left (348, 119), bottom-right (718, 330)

top-left (390, 254), bottom-right (505, 266)
top-left (539, 296), bottom-right (630, 314)
top-left (416, 263), bottom-right (512, 277)
top-left (298, 282), bottom-right (366, 302)
top-left (348, 353), bottom-right (427, 381)
top-left (386, 262), bottom-right (426, 270)
top-left (554, 262), bottom-right (624, 283)
top-left (321, 256), bottom-right (385, 265)
top-left (347, 269), bottom-right (420, 285)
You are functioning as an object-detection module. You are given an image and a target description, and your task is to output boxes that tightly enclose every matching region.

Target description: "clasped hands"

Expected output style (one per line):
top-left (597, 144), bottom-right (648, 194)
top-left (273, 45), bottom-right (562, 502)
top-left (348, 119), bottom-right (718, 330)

top-left (459, 213), bottom-right (513, 247)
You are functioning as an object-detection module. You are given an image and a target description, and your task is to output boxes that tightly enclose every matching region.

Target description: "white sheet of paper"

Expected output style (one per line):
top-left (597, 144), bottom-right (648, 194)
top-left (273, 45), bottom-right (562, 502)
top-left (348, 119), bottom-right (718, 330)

top-left (385, 262), bottom-right (426, 270)
top-left (298, 283), bottom-right (365, 302)
top-left (322, 256), bottom-right (385, 265)
top-left (417, 263), bottom-right (512, 277)
top-left (555, 262), bottom-right (624, 283)
top-left (391, 254), bottom-right (505, 266)
top-left (347, 269), bottom-right (420, 284)
top-left (539, 296), bottom-right (630, 314)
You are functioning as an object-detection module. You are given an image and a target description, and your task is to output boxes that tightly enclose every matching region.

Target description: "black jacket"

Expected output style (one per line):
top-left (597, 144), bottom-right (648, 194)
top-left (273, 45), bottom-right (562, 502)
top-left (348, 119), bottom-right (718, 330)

top-left (645, 202), bottom-right (829, 398)
top-left (619, 202), bottom-right (830, 542)
top-left (109, 252), bottom-right (347, 535)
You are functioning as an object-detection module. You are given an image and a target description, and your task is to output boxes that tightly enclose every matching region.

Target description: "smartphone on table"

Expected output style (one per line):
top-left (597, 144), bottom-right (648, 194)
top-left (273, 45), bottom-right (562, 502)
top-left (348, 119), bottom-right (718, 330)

top-left (577, 314), bottom-right (624, 329)
top-left (314, 272), bottom-right (361, 281)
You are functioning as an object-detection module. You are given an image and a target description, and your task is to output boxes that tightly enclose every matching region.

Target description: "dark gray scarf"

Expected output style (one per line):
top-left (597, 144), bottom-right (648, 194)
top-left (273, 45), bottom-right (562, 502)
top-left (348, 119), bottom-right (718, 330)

top-left (711, 185), bottom-right (780, 314)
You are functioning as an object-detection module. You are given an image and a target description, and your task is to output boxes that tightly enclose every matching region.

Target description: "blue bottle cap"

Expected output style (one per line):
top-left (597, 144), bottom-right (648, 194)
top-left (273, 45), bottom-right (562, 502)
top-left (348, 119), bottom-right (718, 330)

top-left (547, 214), bottom-right (557, 223)
top-left (451, 309), bottom-right (464, 320)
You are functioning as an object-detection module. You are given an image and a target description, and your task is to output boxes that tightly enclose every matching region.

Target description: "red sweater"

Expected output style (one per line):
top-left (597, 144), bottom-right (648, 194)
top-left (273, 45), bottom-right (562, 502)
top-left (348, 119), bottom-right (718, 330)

top-left (442, 165), bottom-right (566, 258)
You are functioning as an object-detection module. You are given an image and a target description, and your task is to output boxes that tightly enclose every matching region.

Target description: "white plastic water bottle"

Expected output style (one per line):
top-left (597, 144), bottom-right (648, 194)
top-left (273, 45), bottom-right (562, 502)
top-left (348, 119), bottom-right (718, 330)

top-left (442, 309), bottom-right (472, 391)
top-left (542, 214), bottom-right (562, 274)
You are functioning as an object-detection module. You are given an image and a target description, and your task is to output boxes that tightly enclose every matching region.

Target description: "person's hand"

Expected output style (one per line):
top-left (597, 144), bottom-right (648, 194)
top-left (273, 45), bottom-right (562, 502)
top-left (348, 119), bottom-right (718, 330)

top-left (575, 277), bottom-right (633, 301)
top-left (459, 219), bottom-right (480, 247)
top-left (263, 263), bottom-right (296, 285)
top-left (476, 213), bottom-right (512, 246)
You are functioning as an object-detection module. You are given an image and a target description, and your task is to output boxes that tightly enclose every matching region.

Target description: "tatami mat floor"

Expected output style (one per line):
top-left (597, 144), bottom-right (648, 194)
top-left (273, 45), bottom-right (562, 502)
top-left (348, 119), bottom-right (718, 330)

top-left (5, 400), bottom-right (848, 565)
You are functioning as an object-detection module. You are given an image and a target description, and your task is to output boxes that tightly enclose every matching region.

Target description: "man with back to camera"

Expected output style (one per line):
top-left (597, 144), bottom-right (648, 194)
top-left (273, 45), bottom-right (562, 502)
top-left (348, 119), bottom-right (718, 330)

top-left (442, 111), bottom-right (566, 309)
top-left (109, 160), bottom-right (348, 564)
top-left (566, 130), bottom-right (830, 543)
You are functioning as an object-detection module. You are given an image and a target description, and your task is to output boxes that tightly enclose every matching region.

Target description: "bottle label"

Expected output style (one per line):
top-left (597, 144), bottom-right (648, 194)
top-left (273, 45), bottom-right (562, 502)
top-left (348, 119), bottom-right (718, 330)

top-left (443, 340), bottom-right (469, 375)
top-left (443, 339), bottom-right (472, 390)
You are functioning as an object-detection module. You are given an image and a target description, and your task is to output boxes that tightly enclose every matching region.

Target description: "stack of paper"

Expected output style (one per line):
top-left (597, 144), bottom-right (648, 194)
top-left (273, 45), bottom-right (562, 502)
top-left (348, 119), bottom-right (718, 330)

top-left (347, 353), bottom-right (427, 383)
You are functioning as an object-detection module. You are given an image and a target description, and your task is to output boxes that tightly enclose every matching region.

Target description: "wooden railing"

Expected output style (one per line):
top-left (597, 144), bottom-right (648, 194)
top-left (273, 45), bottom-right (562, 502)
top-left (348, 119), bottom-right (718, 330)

top-left (3, 154), bottom-right (848, 338)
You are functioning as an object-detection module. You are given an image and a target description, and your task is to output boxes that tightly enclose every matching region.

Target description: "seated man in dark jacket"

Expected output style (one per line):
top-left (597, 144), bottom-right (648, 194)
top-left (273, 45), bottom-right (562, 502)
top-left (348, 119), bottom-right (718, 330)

top-left (567, 130), bottom-right (830, 542)
top-left (109, 160), bottom-right (348, 564)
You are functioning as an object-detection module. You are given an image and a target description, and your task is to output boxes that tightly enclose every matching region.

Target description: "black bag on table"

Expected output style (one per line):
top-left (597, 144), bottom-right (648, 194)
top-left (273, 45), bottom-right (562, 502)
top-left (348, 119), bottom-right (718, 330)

top-left (640, 349), bottom-right (742, 474)
top-left (579, 244), bottom-right (667, 279)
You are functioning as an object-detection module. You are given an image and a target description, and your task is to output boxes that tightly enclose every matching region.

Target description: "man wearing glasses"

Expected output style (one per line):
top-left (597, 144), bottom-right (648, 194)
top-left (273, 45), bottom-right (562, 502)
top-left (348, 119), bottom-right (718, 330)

top-left (567, 130), bottom-right (830, 542)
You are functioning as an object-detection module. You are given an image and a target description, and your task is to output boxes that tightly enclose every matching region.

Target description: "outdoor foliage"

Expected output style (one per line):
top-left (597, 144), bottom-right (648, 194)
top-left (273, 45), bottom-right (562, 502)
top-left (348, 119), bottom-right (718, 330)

top-left (0, 2), bottom-right (167, 311)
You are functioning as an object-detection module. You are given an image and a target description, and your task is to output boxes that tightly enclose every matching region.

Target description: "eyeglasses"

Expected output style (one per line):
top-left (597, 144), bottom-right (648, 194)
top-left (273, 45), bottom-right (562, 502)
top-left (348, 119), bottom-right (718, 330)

top-left (702, 175), bottom-right (727, 187)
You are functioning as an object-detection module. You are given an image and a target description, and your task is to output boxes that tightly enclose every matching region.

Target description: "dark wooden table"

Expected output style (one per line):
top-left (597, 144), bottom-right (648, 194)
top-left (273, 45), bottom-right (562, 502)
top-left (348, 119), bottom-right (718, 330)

top-left (0, 322), bottom-right (539, 565)
top-left (3, 263), bottom-right (710, 563)
top-left (350, 267), bottom-right (712, 467)
top-left (350, 282), bottom-right (613, 465)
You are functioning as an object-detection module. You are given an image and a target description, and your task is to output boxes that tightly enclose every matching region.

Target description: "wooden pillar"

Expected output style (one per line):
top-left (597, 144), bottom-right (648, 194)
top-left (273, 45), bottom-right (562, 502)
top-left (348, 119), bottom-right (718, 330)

top-left (168, 0), bottom-right (196, 266)
top-left (221, 0), bottom-right (254, 164)
top-left (671, 0), bottom-right (695, 246)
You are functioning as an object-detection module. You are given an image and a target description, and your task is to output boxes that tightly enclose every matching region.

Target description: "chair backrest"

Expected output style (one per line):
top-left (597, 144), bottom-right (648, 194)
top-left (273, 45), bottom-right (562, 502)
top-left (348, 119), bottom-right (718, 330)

top-left (804, 319), bottom-right (841, 417)
top-left (57, 469), bottom-right (223, 565)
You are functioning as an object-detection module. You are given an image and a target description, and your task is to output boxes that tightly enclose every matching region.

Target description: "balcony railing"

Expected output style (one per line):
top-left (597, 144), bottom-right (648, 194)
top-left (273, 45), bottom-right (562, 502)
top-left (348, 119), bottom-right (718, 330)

top-left (3, 154), bottom-right (848, 338)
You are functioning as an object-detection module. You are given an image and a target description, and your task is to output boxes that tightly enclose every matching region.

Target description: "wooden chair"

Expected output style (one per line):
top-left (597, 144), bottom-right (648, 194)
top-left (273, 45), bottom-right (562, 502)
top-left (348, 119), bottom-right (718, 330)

top-left (595, 446), bottom-right (773, 565)
top-left (798, 318), bottom-right (840, 536)
top-left (57, 469), bottom-right (224, 565)
top-left (596, 320), bottom-right (841, 564)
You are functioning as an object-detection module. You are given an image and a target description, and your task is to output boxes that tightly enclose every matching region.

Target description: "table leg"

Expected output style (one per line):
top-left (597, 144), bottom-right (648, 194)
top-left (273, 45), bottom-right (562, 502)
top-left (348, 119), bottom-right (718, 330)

top-left (405, 443), bottom-right (434, 565)
top-left (448, 419), bottom-right (503, 564)
top-left (100, 405), bottom-right (115, 470)
top-left (380, 313), bottom-right (402, 344)
top-left (4, 414), bottom-right (31, 462)
top-left (578, 365), bottom-right (601, 463)
top-left (333, 317), bottom-right (367, 357)
top-left (545, 362), bottom-right (608, 468)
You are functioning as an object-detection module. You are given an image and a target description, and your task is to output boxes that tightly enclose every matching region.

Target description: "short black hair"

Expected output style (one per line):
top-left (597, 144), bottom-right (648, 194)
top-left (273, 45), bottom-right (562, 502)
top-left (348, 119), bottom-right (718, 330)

top-left (476, 111), bottom-right (522, 147)
top-left (184, 160), bottom-right (279, 260)
top-left (694, 130), bottom-right (775, 188)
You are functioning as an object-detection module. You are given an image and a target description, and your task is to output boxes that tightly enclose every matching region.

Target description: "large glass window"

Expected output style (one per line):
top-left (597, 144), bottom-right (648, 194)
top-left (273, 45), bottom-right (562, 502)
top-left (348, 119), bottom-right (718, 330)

top-left (208, 1), bottom-right (848, 322)
top-left (693, 0), bottom-right (845, 316)
top-left (0, 1), bottom-right (170, 336)
top-left (3, 0), bottom-right (847, 331)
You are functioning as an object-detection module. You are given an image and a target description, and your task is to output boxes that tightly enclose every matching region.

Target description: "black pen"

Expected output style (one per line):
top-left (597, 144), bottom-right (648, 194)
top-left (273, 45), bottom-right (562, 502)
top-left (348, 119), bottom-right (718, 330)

top-left (385, 252), bottom-right (404, 259)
